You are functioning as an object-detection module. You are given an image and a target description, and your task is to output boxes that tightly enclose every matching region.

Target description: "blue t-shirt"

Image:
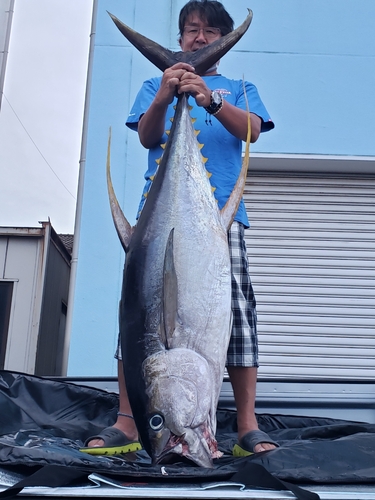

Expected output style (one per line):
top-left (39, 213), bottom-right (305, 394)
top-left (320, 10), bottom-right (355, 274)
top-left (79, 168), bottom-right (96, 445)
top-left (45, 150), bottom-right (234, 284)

top-left (126, 74), bottom-right (274, 227)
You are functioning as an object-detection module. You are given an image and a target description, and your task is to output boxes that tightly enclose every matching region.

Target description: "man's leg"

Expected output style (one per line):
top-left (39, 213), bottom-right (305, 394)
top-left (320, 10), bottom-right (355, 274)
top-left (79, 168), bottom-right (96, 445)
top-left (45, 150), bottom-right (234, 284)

top-left (227, 365), bottom-right (275, 452)
top-left (227, 222), bottom-right (276, 453)
top-left (87, 359), bottom-right (138, 447)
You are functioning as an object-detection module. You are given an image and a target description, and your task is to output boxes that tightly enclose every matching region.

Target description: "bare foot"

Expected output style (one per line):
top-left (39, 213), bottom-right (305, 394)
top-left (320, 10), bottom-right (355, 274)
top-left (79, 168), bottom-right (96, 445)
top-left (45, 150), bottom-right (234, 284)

top-left (253, 442), bottom-right (277, 453)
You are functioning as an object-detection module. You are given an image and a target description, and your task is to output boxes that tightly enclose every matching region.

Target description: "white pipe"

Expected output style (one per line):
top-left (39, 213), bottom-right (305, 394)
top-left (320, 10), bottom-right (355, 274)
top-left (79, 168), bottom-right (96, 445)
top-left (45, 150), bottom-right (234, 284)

top-left (0, 0), bottom-right (15, 112)
top-left (62, 0), bottom-right (98, 376)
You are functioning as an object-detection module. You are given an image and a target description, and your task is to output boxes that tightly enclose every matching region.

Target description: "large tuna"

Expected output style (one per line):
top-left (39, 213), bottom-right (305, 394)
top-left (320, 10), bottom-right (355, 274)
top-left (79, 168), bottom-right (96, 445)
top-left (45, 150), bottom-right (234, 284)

top-left (107, 10), bottom-right (252, 467)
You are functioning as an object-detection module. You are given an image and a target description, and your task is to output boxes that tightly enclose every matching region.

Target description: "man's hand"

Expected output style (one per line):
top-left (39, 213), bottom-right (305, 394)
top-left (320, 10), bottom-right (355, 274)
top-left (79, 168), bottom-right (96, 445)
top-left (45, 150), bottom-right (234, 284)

top-left (178, 71), bottom-right (211, 107)
top-left (156, 63), bottom-right (196, 105)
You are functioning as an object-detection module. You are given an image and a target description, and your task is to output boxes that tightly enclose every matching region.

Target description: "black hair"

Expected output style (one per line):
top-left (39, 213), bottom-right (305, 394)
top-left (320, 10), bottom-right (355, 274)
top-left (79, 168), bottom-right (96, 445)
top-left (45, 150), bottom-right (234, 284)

top-left (178, 0), bottom-right (234, 37)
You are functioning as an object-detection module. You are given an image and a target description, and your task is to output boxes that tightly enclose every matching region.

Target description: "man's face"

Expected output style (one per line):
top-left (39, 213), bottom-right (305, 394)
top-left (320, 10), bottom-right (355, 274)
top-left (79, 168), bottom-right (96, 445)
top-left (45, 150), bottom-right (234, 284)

top-left (179, 12), bottom-right (222, 52)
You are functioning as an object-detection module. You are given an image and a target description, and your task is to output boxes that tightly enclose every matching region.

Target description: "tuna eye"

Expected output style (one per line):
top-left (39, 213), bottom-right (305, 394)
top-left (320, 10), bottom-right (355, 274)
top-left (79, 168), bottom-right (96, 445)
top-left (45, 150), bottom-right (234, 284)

top-left (149, 414), bottom-right (164, 431)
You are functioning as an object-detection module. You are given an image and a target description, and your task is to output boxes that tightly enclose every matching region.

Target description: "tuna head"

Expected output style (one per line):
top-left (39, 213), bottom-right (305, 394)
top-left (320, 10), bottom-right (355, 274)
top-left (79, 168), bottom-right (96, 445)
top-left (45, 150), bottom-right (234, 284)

top-left (141, 347), bottom-right (219, 468)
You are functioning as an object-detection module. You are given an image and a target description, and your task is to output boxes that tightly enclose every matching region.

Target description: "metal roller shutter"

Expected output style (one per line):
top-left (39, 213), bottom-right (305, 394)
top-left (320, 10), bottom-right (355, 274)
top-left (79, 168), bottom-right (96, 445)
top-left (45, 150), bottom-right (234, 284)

top-left (244, 170), bottom-right (375, 380)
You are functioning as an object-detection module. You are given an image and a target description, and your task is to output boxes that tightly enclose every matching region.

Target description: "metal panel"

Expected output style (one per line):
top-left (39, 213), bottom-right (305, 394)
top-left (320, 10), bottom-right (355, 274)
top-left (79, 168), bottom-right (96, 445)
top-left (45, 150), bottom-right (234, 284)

top-left (244, 171), bottom-right (375, 380)
top-left (2, 236), bottom-right (44, 372)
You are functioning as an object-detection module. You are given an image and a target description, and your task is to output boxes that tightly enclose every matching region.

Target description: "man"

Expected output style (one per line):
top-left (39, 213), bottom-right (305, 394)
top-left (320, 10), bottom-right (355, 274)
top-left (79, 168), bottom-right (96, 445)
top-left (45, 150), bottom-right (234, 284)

top-left (83, 0), bottom-right (277, 457)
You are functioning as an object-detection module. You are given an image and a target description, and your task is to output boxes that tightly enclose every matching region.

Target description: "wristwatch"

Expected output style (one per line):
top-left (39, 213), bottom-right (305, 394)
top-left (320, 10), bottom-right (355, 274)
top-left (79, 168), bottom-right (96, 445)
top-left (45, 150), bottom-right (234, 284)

top-left (204, 91), bottom-right (223, 115)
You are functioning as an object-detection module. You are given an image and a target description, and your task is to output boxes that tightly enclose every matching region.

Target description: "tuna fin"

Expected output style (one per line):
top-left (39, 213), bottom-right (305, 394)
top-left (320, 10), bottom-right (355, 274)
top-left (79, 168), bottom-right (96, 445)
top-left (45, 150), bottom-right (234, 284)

top-left (161, 228), bottom-right (178, 349)
top-left (108, 10), bottom-right (253, 76)
top-left (106, 127), bottom-right (134, 252)
top-left (220, 80), bottom-right (251, 230)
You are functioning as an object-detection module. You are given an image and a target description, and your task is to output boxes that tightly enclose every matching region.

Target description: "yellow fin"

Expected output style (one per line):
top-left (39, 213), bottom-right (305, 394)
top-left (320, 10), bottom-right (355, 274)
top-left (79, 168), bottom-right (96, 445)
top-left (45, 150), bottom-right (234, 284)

top-left (201, 155), bottom-right (208, 164)
top-left (166, 130), bottom-right (170, 136)
top-left (194, 129), bottom-right (200, 136)
top-left (150, 175), bottom-right (155, 181)
top-left (211, 186), bottom-right (216, 193)
top-left (220, 76), bottom-right (251, 230)
top-left (206, 170), bottom-right (212, 179)
top-left (191, 117), bottom-right (197, 124)
top-left (160, 143), bottom-right (166, 149)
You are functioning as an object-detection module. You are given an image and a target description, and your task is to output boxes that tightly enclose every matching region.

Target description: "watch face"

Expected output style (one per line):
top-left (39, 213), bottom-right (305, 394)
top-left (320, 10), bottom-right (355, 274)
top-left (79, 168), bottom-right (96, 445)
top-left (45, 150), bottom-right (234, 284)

top-left (205, 90), bottom-right (223, 115)
top-left (211, 91), bottom-right (222, 106)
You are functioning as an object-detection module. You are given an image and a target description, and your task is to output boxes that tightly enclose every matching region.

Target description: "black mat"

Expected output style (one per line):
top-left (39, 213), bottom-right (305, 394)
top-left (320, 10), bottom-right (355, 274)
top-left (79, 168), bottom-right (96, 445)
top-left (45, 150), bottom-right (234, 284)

top-left (1, 370), bottom-right (375, 499)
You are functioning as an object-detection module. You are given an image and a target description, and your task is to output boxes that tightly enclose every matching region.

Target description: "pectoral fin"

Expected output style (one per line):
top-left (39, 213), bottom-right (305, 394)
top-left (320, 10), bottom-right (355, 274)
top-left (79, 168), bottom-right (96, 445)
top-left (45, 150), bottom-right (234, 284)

top-left (160, 229), bottom-right (178, 349)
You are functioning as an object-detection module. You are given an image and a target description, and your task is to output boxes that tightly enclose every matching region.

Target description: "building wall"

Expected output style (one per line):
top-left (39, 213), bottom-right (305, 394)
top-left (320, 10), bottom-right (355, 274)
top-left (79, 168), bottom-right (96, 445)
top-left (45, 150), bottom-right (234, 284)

top-left (0, 224), bottom-right (71, 374)
top-left (67, 0), bottom-right (375, 376)
top-left (0, 229), bottom-right (46, 372)
top-left (35, 229), bottom-right (71, 375)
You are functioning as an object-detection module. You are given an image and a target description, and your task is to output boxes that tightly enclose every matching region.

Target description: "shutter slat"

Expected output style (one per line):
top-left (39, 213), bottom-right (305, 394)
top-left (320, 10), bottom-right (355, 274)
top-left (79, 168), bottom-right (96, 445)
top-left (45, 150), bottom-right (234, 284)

top-left (244, 171), bottom-right (375, 379)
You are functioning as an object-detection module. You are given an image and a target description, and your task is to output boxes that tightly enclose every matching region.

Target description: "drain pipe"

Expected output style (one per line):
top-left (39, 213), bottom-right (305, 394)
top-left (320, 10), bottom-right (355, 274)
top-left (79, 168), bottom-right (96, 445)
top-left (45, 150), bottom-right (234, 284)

top-left (62, 0), bottom-right (98, 376)
top-left (0, 0), bottom-right (15, 112)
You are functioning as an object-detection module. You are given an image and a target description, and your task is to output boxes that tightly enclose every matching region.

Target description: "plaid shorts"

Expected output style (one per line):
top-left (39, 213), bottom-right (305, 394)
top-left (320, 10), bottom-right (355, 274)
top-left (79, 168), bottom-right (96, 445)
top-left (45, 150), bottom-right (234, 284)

top-left (227, 221), bottom-right (259, 367)
top-left (116, 221), bottom-right (258, 368)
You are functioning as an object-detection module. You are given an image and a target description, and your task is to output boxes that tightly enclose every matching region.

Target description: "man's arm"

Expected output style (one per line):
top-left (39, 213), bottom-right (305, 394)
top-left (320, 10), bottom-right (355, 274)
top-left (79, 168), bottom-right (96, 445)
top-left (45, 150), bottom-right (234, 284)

top-left (138, 63), bottom-right (195, 149)
top-left (138, 64), bottom-right (262, 148)
top-left (215, 104), bottom-right (261, 143)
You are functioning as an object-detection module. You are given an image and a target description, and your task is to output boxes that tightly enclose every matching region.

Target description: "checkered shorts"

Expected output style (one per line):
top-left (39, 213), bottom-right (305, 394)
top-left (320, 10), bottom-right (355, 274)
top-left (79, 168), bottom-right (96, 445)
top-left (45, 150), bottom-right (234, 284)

top-left (115, 221), bottom-right (258, 368)
top-left (227, 221), bottom-right (259, 367)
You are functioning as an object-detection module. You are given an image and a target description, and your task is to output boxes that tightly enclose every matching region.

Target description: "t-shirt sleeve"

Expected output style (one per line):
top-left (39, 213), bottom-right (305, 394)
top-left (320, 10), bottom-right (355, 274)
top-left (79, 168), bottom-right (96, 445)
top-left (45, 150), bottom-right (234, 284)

top-left (126, 78), bottom-right (160, 131)
top-left (237, 81), bottom-right (275, 133)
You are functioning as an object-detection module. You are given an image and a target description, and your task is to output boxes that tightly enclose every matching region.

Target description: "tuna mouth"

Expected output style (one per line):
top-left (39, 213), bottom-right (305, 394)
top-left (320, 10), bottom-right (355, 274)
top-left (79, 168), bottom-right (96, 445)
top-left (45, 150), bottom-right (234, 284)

top-left (154, 432), bottom-right (213, 468)
top-left (155, 433), bottom-right (188, 464)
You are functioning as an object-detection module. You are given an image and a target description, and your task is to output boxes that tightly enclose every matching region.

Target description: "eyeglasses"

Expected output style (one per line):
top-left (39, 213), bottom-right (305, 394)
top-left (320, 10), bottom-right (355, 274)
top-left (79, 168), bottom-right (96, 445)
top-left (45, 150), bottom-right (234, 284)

top-left (183, 26), bottom-right (221, 40)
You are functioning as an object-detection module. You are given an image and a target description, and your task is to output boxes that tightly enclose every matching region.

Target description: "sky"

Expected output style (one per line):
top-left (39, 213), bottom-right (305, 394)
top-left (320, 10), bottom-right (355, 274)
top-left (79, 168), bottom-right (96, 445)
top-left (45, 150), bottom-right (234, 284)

top-left (0, 0), bottom-right (93, 234)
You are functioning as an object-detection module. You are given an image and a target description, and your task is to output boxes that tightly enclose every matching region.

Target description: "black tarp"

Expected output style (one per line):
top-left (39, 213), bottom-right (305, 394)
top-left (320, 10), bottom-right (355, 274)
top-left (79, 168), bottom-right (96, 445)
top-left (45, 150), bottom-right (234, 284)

top-left (1, 370), bottom-right (375, 498)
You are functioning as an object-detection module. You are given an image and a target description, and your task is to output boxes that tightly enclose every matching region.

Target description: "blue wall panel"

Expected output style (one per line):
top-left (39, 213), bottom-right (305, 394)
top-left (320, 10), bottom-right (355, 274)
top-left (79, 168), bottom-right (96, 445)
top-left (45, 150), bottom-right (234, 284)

top-left (68, 0), bottom-right (375, 375)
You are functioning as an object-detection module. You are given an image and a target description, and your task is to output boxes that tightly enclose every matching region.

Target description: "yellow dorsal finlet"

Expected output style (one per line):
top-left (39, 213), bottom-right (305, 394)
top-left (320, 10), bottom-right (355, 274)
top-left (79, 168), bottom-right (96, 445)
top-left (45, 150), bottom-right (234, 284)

top-left (201, 155), bottom-right (208, 164)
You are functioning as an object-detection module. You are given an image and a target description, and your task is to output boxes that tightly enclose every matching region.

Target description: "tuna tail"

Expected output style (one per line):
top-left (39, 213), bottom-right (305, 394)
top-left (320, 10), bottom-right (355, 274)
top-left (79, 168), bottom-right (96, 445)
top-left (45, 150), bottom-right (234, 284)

top-left (108, 10), bottom-right (253, 75)
top-left (220, 82), bottom-right (251, 230)
top-left (106, 127), bottom-right (134, 252)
